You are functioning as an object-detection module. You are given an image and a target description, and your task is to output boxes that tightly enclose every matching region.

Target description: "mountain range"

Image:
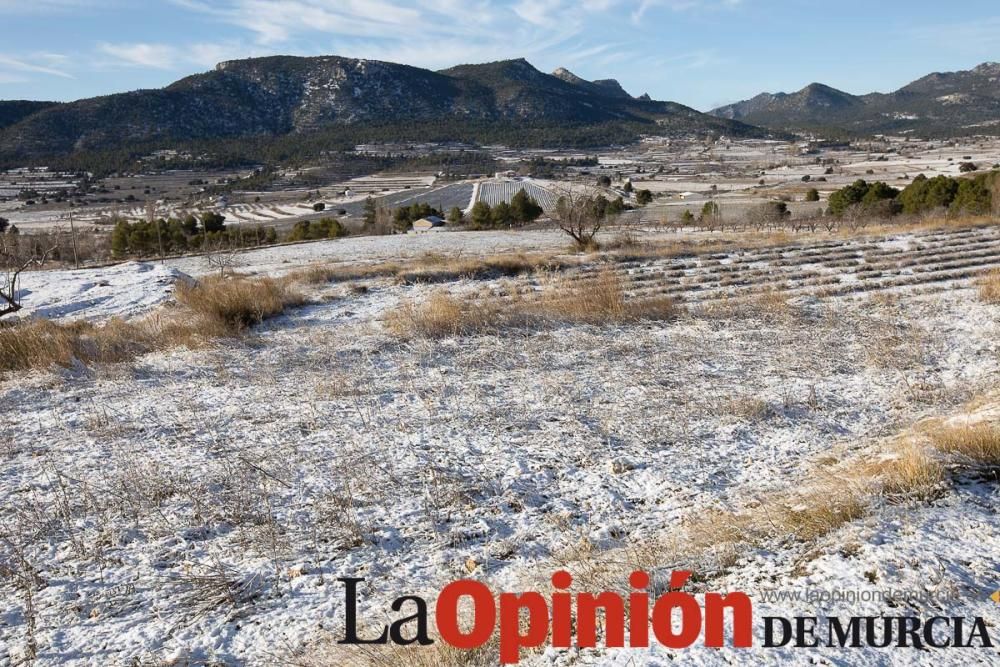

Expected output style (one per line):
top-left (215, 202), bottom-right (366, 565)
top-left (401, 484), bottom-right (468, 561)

top-left (0, 56), bottom-right (767, 160)
top-left (710, 62), bottom-right (1000, 137)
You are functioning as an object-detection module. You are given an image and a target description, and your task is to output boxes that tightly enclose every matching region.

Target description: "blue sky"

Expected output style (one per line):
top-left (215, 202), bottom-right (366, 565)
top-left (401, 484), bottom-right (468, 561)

top-left (1, 0), bottom-right (999, 111)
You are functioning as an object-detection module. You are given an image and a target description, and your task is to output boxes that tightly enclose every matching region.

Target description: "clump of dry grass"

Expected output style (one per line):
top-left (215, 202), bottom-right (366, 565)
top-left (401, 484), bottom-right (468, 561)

top-left (175, 275), bottom-right (304, 333)
top-left (531, 270), bottom-right (676, 324)
top-left (775, 481), bottom-right (872, 541)
top-left (0, 275), bottom-right (305, 374)
top-left (976, 269), bottom-right (1000, 304)
top-left (929, 422), bottom-right (1000, 467)
top-left (0, 318), bottom-right (157, 372)
top-left (725, 396), bottom-right (774, 422)
top-left (384, 291), bottom-right (505, 339)
top-left (869, 443), bottom-right (944, 499)
top-left (683, 438), bottom-right (946, 556)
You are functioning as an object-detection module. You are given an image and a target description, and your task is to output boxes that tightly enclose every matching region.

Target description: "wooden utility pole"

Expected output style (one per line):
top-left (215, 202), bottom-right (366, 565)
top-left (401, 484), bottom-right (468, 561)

top-left (68, 210), bottom-right (80, 269)
top-left (148, 200), bottom-right (165, 263)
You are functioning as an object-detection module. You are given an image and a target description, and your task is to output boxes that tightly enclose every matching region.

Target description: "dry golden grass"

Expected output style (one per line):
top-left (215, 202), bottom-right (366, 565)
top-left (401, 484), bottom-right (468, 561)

top-left (976, 269), bottom-right (1000, 304)
top-left (0, 317), bottom-right (165, 373)
top-left (175, 275), bottom-right (304, 333)
top-left (532, 270), bottom-right (677, 324)
top-left (0, 275), bottom-right (305, 374)
top-left (775, 481), bottom-right (872, 541)
top-left (868, 443), bottom-right (944, 499)
top-left (384, 291), bottom-right (505, 338)
top-left (384, 271), bottom-right (677, 338)
top-left (725, 396), bottom-right (774, 422)
top-left (929, 422), bottom-right (1000, 466)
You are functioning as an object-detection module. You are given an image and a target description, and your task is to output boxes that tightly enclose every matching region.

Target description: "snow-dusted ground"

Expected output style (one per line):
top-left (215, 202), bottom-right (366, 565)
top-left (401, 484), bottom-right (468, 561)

top-left (9, 262), bottom-right (185, 322)
top-left (162, 229), bottom-right (574, 278)
top-left (2, 227), bottom-right (999, 665)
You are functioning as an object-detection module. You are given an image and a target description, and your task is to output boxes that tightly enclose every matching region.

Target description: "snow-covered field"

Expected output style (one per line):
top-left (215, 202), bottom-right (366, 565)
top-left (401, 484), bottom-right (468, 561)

top-left (2, 225), bottom-right (999, 665)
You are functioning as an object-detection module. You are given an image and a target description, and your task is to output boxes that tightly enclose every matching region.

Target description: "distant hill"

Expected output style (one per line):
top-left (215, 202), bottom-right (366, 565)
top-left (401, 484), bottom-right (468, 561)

top-left (0, 55), bottom-right (771, 160)
top-left (710, 62), bottom-right (1000, 137)
top-left (0, 100), bottom-right (60, 131)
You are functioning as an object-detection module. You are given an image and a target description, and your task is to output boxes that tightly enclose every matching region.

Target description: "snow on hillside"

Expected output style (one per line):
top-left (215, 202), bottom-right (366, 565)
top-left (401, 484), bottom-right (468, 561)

top-left (13, 261), bottom-right (187, 322)
top-left (2, 227), bottom-right (999, 665)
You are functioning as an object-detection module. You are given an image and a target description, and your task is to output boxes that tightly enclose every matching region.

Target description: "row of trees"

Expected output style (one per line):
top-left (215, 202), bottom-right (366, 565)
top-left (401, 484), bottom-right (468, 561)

top-left (466, 189), bottom-right (545, 230)
top-left (286, 217), bottom-right (348, 242)
top-left (828, 171), bottom-right (999, 218)
top-left (109, 213), bottom-right (278, 258)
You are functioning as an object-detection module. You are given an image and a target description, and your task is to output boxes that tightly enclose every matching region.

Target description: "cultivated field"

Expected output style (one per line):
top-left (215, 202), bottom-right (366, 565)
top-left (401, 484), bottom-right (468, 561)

top-left (476, 180), bottom-right (559, 211)
top-left (1, 220), bottom-right (998, 665)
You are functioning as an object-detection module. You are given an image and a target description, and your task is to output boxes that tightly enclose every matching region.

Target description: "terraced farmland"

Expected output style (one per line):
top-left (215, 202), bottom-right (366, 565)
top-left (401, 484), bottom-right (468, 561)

top-left (501, 226), bottom-right (1000, 305)
top-left (476, 180), bottom-right (558, 211)
top-left (339, 182), bottom-right (474, 217)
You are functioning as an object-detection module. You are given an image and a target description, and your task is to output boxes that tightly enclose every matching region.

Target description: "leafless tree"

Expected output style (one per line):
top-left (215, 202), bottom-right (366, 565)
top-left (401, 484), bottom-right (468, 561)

top-left (204, 237), bottom-right (242, 278)
top-left (551, 187), bottom-right (612, 250)
top-left (0, 241), bottom-right (57, 318)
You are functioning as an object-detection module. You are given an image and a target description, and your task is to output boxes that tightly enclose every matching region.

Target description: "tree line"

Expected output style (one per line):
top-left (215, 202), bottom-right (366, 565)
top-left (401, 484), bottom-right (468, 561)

top-left (109, 213), bottom-right (278, 258)
top-left (827, 171), bottom-right (999, 218)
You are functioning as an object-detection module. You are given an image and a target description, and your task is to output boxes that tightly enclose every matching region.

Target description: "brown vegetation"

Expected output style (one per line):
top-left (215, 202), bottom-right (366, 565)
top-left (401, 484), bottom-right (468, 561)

top-left (976, 269), bottom-right (1000, 304)
top-left (929, 422), bottom-right (1000, 467)
top-left (384, 270), bottom-right (677, 338)
top-left (0, 275), bottom-right (303, 374)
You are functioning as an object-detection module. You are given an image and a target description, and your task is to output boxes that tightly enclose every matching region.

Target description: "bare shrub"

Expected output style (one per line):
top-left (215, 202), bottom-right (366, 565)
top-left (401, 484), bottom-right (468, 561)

top-left (0, 241), bottom-right (57, 319)
top-left (173, 559), bottom-right (265, 616)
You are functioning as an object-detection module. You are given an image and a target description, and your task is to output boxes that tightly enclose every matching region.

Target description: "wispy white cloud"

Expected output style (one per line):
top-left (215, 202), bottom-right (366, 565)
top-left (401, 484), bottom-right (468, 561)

top-left (0, 53), bottom-right (72, 78)
top-left (97, 42), bottom-right (177, 69)
top-left (631, 0), bottom-right (742, 24)
top-left (96, 41), bottom-right (257, 70)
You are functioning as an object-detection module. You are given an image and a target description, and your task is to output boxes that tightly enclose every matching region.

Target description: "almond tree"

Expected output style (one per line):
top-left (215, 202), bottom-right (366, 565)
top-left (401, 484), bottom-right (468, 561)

top-left (552, 187), bottom-right (613, 250)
